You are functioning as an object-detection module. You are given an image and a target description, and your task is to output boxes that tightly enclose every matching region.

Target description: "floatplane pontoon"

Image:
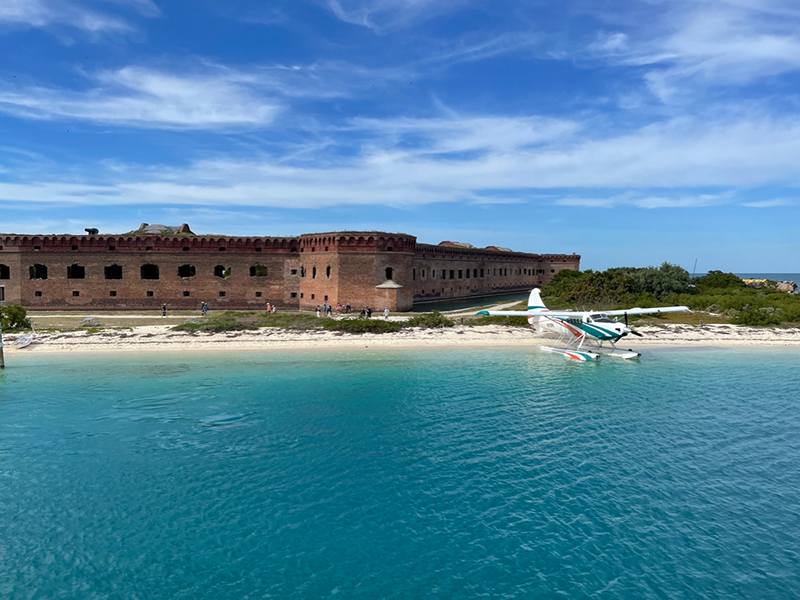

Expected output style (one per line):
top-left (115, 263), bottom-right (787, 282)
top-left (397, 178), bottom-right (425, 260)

top-left (477, 288), bottom-right (689, 361)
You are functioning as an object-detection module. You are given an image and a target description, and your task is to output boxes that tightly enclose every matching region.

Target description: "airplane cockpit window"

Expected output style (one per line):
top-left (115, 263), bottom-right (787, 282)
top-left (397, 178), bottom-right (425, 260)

top-left (590, 313), bottom-right (615, 322)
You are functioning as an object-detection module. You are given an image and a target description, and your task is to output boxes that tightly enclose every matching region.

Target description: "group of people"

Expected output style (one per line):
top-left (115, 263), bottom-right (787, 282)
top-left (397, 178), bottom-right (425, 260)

top-left (158, 300), bottom-right (386, 319)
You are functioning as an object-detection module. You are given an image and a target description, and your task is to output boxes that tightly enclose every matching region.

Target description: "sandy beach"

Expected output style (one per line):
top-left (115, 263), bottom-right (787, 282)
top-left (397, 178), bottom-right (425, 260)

top-left (4, 320), bottom-right (800, 354)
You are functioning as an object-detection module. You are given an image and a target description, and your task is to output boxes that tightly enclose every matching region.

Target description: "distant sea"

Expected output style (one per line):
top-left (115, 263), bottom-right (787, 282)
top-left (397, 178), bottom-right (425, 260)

top-left (2, 347), bottom-right (799, 599)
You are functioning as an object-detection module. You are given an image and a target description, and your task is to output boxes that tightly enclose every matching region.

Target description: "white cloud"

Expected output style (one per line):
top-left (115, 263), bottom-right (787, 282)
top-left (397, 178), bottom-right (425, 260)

top-left (0, 66), bottom-right (282, 129)
top-left (0, 0), bottom-right (154, 35)
top-left (586, 0), bottom-right (800, 101)
top-left (324, 0), bottom-right (468, 32)
top-left (2, 111), bottom-right (800, 209)
top-left (742, 198), bottom-right (791, 208)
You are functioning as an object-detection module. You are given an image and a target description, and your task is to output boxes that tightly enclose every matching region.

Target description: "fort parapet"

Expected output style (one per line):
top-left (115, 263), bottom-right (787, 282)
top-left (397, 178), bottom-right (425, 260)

top-left (0, 229), bottom-right (580, 311)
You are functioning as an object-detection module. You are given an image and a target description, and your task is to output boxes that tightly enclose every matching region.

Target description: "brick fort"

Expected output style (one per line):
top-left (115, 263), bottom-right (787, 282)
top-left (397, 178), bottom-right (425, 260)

top-left (0, 224), bottom-right (580, 311)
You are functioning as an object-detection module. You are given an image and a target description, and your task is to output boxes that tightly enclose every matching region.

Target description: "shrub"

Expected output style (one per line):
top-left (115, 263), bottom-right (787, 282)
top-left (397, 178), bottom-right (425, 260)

top-left (405, 311), bottom-right (455, 328)
top-left (0, 304), bottom-right (31, 332)
top-left (322, 318), bottom-right (403, 334)
top-left (468, 315), bottom-right (530, 327)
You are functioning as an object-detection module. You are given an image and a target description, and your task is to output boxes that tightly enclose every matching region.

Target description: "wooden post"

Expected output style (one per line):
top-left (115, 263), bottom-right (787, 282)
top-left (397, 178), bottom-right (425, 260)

top-left (0, 324), bottom-right (5, 369)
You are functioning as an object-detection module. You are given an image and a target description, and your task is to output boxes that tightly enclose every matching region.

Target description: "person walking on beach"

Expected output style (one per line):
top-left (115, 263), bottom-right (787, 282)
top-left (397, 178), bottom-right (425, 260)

top-left (384, 307), bottom-right (390, 321)
top-left (162, 303), bottom-right (167, 318)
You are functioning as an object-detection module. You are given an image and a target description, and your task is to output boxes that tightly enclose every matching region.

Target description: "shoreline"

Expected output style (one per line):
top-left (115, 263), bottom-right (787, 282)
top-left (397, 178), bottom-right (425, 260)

top-left (4, 323), bottom-right (800, 355)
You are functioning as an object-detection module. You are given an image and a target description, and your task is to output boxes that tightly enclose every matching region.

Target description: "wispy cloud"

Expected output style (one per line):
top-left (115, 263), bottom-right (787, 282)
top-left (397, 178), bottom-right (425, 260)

top-left (0, 65), bottom-right (282, 129)
top-left (0, 0), bottom-right (156, 35)
top-left (742, 198), bottom-right (791, 208)
top-left (323, 0), bottom-right (468, 32)
top-left (2, 111), bottom-right (800, 209)
top-left (585, 0), bottom-right (800, 102)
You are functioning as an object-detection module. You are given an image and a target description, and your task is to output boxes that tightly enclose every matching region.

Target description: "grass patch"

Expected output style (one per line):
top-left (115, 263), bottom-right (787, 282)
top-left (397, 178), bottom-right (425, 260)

top-left (467, 315), bottom-right (530, 327)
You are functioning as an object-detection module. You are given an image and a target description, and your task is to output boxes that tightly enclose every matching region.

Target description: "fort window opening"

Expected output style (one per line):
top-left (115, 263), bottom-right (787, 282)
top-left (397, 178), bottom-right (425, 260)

top-left (29, 264), bottom-right (48, 280)
top-left (178, 264), bottom-right (196, 278)
top-left (480, 268), bottom-right (484, 277)
top-left (219, 247), bottom-right (226, 252)
top-left (146, 291), bottom-right (154, 297)
top-left (105, 264), bottom-right (123, 279)
top-left (67, 264), bottom-right (86, 279)
top-left (183, 247), bottom-right (190, 252)
top-left (413, 269), bottom-right (416, 281)
top-left (214, 265), bottom-right (231, 278)
top-left (72, 245), bottom-right (78, 251)
top-left (291, 292), bottom-right (297, 298)
top-left (326, 266), bottom-right (331, 278)
top-left (441, 270), bottom-right (446, 279)
top-left (110, 291), bottom-right (117, 297)
top-left (34, 246), bottom-right (40, 251)
top-left (300, 267), bottom-right (306, 277)
top-left (146, 246), bottom-right (153, 251)
top-left (291, 269), bottom-right (298, 275)
top-left (255, 292), bottom-right (262, 297)
top-left (465, 269), bottom-right (470, 278)
top-left (312, 266), bottom-right (317, 279)
top-left (473, 269), bottom-right (478, 278)
top-left (311, 294), bottom-right (315, 300)
top-left (250, 265), bottom-right (269, 277)
top-left (219, 291), bottom-right (226, 297)
top-left (386, 246), bottom-right (393, 252)
top-left (72, 291), bottom-right (80, 297)
top-left (141, 264), bottom-right (160, 280)
top-left (183, 291), bottom-right (190, 297)
top-left (109, 246), bottom-right (116, 251)
top-left (35, 291), bottom-right (42, 297)
top-left (385, 267), bottom-right (393, 280)
top-left (458, 270), bottom-right (463, 279)
top-left (255, 248), bottom-right (262, 252)
top-left (0, 264), bottom-right (9, 279)
top-left (449, 270), bottom-right (454, 279)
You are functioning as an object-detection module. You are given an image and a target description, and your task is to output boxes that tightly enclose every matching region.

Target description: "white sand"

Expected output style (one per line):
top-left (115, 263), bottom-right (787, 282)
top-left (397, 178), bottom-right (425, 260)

top-left (4, 322), bottom-right (800, 355)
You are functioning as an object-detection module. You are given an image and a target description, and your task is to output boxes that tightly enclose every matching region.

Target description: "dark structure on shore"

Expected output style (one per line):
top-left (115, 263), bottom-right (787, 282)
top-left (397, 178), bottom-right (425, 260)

top-left (0, 224), bottom-right (580, 311)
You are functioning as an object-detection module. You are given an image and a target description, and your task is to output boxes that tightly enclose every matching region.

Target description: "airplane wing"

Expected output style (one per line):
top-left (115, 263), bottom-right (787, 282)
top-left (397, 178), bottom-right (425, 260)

top-left (602, 306), bottom-right (690, 316)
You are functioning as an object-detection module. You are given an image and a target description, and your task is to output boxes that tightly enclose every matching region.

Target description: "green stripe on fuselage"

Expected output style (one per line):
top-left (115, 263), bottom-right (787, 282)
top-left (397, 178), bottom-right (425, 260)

top-left (577, 322), bottom-right (618, 340)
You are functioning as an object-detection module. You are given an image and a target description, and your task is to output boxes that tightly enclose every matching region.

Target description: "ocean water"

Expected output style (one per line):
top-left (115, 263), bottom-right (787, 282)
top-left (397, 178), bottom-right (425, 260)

top-left (1, 347), bottom-right (799, 599)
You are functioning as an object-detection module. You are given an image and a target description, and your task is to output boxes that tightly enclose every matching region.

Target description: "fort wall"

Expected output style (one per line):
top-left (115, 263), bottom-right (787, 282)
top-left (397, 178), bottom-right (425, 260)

top-left (0, 231), bottom-right (580, 311)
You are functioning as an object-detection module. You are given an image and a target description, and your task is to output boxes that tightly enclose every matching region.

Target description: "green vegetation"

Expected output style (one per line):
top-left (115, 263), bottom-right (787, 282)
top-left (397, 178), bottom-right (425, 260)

top-left (541, 266), bottom-right (800, 327)
top-left (468, 315), bottom-right (530, 327)
top-left (322, 318), bottom-right (403, 334)
top-left (405, 311), bottom-right (455, 328)
top-left (0, 304), bottom-right (32, 332)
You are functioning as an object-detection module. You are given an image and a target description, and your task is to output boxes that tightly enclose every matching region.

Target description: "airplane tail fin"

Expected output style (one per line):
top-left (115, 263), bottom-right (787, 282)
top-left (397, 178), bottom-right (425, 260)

top-left (528, 288), bottom-right (546, 327)
top-left (528, 288), bottom-right (546, 310)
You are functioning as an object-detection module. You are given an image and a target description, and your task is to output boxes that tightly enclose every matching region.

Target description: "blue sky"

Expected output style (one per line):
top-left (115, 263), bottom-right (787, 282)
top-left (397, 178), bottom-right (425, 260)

top-left (0, 0), bottom-right (798, 271)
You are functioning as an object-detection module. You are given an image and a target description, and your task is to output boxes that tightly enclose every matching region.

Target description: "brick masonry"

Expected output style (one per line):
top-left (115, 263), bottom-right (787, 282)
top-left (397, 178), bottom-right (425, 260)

top-left (0, 232), bottom-right (580, 311)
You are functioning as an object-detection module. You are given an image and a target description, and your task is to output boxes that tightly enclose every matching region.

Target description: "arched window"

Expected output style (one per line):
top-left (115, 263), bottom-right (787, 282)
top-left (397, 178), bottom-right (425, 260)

top-left (29, 264), bottom-right (48, 280)
top-left (140, 264), bottom-right (159, 280)
top-left (0, 264), bottom-right (9, 279)
top-left (214, 265), bottom-right (231, 278)
top-left (385, 267), bottom-right (393, 280)
top-left (326, 265), bottom-right (331, 278)
top-left (105, 264), bottom-right (123, 279)
top-left (67, 264), bottom-right (86, 279)
top-left (178, 264), bottom-right (196, 278)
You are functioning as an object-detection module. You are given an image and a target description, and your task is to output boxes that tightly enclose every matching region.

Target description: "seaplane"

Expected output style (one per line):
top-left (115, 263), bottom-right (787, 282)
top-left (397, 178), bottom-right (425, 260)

top-left (477, 288), bottom-right (689, 361)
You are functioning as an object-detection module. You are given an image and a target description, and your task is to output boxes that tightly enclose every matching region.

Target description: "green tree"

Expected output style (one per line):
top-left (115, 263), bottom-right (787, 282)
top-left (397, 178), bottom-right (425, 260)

top-left (0, 304), bottom-right (31, 331)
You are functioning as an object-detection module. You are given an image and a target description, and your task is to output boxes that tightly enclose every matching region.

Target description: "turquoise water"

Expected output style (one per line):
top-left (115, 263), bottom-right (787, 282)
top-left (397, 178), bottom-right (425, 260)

top-left (1, 348), bottom-right (799, 599)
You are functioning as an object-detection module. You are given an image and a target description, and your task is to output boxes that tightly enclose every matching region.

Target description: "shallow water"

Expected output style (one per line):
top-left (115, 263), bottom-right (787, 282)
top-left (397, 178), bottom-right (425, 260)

top-left (1, 347), bottom-right (799, 599)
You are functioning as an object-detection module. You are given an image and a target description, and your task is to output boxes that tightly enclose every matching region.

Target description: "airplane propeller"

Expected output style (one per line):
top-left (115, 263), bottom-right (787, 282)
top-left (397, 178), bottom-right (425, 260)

top-left (622, 312), bottom-right (644, 337)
